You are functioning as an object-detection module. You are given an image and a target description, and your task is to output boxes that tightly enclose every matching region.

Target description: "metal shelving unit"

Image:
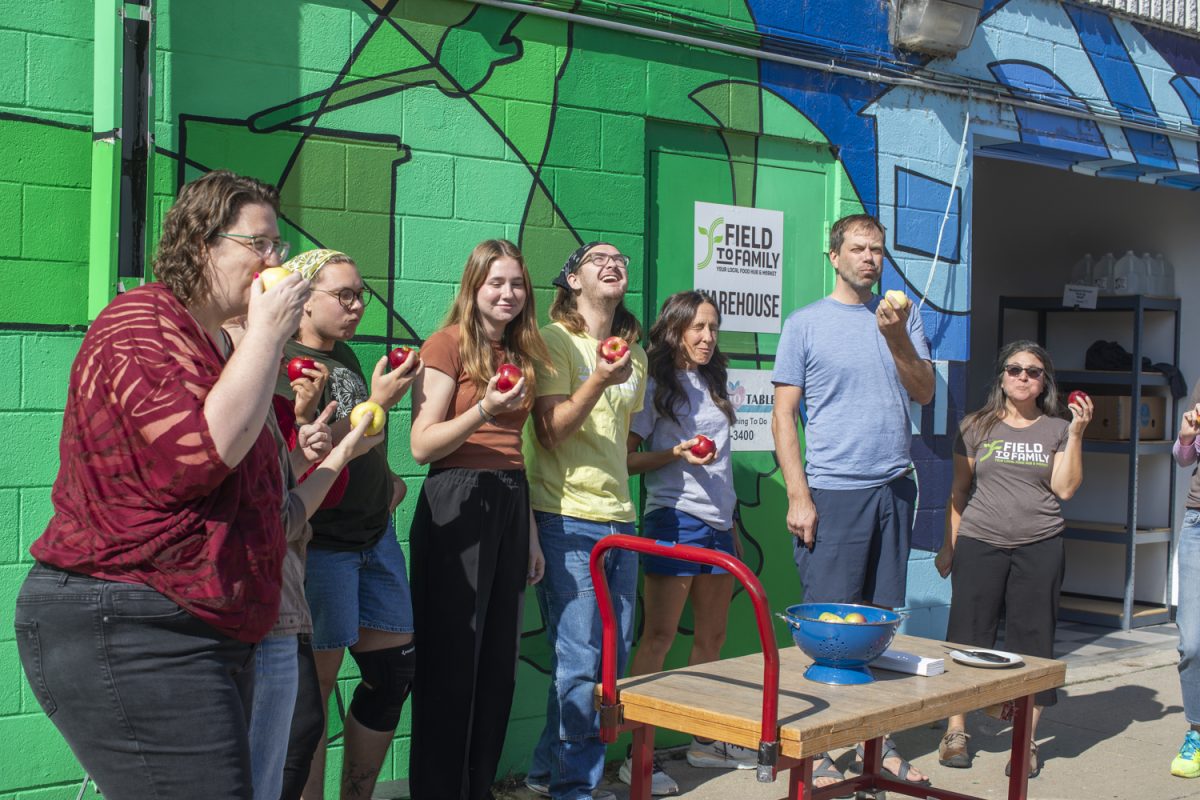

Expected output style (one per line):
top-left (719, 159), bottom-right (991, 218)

top-left (998, 294), bottom-right (1181, 630)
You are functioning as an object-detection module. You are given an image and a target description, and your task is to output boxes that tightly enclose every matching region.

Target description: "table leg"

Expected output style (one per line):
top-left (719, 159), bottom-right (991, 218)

top-left (1007, 694), bottom-right (1033, 800)
top-left (788, 753), bottom-right (814, 800)
top-left (630, 723), bottom-right (655, 800)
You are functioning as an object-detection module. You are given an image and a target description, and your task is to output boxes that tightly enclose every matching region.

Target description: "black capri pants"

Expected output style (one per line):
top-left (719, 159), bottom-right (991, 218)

top-left (946, 533), bottom-right (1065, 706)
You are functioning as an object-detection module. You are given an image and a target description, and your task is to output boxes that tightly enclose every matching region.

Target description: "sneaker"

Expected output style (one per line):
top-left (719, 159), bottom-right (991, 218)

top-left (618, 754), bottom-right (680, 795)
top-left (1172, 729), bottom-right (1200, 778)
top-left (686, 738), bottom-right (757, 769)
top-left (938, 730), bottom-right (970, 768)
top-left (524, 777), bottom-right (615, 800)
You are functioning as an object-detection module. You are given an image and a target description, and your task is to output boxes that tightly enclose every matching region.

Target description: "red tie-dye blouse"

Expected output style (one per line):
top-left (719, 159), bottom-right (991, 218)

top-left (31, 283), bottom-right (285, 643)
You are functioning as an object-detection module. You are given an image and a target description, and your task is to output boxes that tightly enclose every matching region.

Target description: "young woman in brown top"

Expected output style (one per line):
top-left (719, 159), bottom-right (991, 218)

top-left (935, 340), bottom-right (1091, 778)
top-left (407, 239), bottom-right (550, 800)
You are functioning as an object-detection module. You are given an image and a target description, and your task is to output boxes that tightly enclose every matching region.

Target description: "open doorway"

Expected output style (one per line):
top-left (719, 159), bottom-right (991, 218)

top-left (971, 155), bottom-right (1200, 627)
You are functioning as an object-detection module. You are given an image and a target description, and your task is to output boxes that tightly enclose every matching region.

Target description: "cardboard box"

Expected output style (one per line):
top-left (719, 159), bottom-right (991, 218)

top-left (1086, 395), bottom-right (1166, 441)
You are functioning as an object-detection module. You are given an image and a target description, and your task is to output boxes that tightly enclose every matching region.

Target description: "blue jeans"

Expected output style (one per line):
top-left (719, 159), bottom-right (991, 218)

top-left (1178, 509), bottom-right (1200, 724)
top-left (528, 513), bottom-right (638, 800)
top-left (249, 635), bottom-right (300, 800)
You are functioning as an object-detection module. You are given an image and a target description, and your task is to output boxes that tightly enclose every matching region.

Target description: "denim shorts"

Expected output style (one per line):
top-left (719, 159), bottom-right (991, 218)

top-left (304, 523), bottom-right (414, 650)
top-left (641, 507), bottom-right (737, 576)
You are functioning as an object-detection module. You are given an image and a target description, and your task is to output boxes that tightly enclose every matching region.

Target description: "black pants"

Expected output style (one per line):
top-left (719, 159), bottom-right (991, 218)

top-left (14, 563), bottom-right (256, 799)
top-left (946, 534), bottom-right (1065, 706)
top-left (280, 634), bottom-right (323, 800)
top-left (409, 468), bottom-right (531, 800)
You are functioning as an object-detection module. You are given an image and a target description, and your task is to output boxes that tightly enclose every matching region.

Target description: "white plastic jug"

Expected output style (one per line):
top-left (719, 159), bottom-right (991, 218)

top-left (1093, 252), bottom-right (1115, 294)
top-left (1113, 251), bottom-right (1143, 295)
top-left (1154, 253), bottom-right (1176, 297)
top-left (1070, 253), bottom-right (1093, 286)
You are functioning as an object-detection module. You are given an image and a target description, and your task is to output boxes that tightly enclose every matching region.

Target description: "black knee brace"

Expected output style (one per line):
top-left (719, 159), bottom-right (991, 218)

top-left (348, 643), bottom-right (415, 732)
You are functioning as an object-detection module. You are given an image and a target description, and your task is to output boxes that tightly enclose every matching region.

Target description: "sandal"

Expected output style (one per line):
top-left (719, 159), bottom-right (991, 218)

top-left (1004, 739), bottom-right (1040, 778)
top-left (811, 754), bottom-right (853, 799)
top-left (850, 738), bottom-right (932, 787)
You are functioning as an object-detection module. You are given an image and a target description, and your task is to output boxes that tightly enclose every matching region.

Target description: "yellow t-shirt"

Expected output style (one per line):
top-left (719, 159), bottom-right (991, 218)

top-left (526, 321), bottom-right (647, 523)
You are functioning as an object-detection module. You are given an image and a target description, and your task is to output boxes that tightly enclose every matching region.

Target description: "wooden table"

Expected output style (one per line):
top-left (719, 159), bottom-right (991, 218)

top-left (605, 633), bottom-right (1065, 800)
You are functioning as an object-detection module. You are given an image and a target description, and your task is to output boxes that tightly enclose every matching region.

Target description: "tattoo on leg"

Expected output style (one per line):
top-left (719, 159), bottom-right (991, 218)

top-left (342, 762), bottom-right (377, 799)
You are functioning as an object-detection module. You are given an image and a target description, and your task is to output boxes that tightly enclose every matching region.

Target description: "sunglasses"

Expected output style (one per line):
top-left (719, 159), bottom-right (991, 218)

top-left (1003, 364), bottom-right (1045, 380)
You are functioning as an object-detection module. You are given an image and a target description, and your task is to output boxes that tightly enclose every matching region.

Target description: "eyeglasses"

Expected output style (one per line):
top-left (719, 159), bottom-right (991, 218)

top-left (583, 253), bottom-right (630, 270)
top-left (315, 287), bottom-right (371, 311)
top-left (217, 233), bottom-right (291, 261)
top-left (1003, 364), bottom-right (1045, 380)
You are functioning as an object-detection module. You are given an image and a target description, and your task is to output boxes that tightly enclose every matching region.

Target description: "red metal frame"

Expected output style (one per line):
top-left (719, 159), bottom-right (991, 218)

top-left (589, 533), bottom-right (1035, 800)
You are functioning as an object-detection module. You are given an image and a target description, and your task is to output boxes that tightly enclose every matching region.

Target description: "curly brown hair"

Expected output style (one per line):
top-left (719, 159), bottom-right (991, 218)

top-left (153, 170), bottom-right (280, 306)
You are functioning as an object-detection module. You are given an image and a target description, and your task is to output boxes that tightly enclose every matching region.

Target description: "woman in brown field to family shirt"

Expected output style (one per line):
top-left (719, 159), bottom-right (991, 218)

top-left (936, 340), bottom-right (1092, 779)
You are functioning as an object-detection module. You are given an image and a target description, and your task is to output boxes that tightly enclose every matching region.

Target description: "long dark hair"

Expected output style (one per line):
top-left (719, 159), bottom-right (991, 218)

top-left (963, 339), bottom-right (1063, 439)
top-left (647, 291), bottom-right (735, 426)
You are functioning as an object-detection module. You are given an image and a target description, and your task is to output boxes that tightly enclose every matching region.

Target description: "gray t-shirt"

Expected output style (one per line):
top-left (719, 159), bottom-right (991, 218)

top-left (954, 415), bottom-right (1071, 548)
top-left (630, 371), bottom-right (736, 530)
top-left (772, 296), bottom-right (930, 490)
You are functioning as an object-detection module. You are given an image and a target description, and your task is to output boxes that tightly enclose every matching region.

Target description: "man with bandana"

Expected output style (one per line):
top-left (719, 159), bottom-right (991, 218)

top-left (523, 243), bottom-right (648, 800)
top-left (275, 249), bottom-right (420, 800)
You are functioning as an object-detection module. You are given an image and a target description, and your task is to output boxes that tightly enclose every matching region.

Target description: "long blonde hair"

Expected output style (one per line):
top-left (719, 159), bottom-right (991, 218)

top-left (444, 239), bottom-right (549, 404)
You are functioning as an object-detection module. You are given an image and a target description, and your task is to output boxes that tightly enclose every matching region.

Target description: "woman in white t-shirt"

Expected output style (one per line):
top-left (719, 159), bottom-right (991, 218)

top-left (619, 291), bottom-right (750, 793)
top-left (935, 340), bottom-right (1091, 779)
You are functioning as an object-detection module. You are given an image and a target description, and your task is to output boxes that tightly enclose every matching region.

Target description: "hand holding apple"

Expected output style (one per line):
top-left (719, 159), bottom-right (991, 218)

top-left (388, 346), bottom-right (415, 371)
top-left (495, 363), bottom-right (522, 393)
top-left (592, 337), bottom-right (633, 388)
top-left (369, 349), bottom-right (419, 410)
top-left (689, 434), bottom-right (716, 458)
top-left (290, 359), bottom-right (329, 424)
top-left (287, 357), bottom-right (318, 383)
top-left (875, 290), bottom-right (909, 340)
top-left (258, 266), bottom-right (293, 292)
top-left (480, 364), bottom-right (528, 420)
top-left (1065, 389), bottom-right (1093, 435)
top-left (248, 269), bottom-right (308, 344)
top-left (884, 289), bottom-right (909, 310)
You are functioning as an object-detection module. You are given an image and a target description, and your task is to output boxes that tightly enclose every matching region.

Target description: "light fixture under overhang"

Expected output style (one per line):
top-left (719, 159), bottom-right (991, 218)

top-left (888, 0), bottom-right (984, 56)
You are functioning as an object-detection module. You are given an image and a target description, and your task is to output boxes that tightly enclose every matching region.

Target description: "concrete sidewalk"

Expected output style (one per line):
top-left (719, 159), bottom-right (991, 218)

top-left (494, 628), bottom-right (1192, 800)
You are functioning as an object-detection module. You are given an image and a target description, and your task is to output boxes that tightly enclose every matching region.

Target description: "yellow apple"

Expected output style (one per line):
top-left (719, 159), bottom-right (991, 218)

top-left (843, 612), bottom-right (867, 624)
top-left (884, 289), bottom-right (909, 309)
top-left (818, 612), bottom-right (843, 623)
top-left (349, 401), bottom-right (385, 436)
top-left (259, 266), bottom-right (293, 292)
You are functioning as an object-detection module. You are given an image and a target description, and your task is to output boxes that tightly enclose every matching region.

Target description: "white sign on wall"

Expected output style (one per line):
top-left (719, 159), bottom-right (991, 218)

top-left (727, 368), bottom-right (776, 451)
top-left (694, 201), bottom-right (784, 334)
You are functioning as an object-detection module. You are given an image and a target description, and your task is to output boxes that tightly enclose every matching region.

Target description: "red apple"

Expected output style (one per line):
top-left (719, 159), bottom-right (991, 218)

top-left (690, 434), bottom-right (716, 458)
top-left (286, 357), bottom-right (317, 382)
top-left (496, 363), bottom-right (522, 393)
top-left (388, 346), bottom-right (414, 370)
top-left (843, 612), bottom-right (867, 624)
top-left (599, 336), bottom-right (629, 363)
top-left (1067, 390), bottom-right (1089, 407)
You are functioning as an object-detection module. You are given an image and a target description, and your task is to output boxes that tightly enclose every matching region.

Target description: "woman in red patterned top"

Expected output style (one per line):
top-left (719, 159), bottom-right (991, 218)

top-left (13, 171), bottom-right (313, 800)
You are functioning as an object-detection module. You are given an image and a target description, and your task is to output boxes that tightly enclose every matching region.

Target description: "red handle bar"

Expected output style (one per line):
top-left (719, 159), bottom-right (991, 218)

top-left (589, 534), bottom-right (780, 777)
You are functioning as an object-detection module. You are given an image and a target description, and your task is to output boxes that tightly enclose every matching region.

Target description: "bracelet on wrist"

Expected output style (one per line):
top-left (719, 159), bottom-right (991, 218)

top-left (477, 401), bottom-right (496, 424)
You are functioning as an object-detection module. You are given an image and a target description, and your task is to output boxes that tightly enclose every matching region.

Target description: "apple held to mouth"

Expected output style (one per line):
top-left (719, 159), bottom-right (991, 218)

top-left (1067, 390), bottom-right (1089, 407)
top-left (349, 401), bottom-right (386, 436)
top-left (259, 267), bottom-right (292, 292)
top-left (286, 357), bottom-right (317, 382)
top-left (599, 336), bottom-right (629, 363)
top-left (496, 363), bottom-right (522, 393)
top-left (690, 435), bottom-right (716, 458)
top-left (388, 346), bottom-right (414, 370)
top-left (884, 289), bottom-right (909, 310)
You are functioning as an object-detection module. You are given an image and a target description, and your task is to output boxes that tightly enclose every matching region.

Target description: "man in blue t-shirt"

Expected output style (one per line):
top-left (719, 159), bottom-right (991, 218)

top-left (771, 213), bottom-right (934, 788)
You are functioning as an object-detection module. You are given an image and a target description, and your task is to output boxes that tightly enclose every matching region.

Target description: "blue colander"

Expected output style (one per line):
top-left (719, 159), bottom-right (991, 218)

top-left (782, 603), bottom-right (902, 685)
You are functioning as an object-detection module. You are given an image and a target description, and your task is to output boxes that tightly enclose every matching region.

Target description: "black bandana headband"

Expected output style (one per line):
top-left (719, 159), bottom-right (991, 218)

top-left (552, 241), bottom-right (610, 290)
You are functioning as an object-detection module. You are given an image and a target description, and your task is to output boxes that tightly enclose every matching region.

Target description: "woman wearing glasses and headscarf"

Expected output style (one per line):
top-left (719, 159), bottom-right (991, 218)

top-left (14, 170), bottom-right (311, 799)
top-left (935, 340), bottom-right (1092, 779)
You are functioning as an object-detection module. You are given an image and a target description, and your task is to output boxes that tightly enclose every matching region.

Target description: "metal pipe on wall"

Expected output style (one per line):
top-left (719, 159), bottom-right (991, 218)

top-left (87, 0), bottom-right (123, 321)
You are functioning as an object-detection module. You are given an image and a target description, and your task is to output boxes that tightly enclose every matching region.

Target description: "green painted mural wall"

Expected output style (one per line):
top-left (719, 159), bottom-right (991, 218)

top-left (0, 1), bottom-right (863, 796)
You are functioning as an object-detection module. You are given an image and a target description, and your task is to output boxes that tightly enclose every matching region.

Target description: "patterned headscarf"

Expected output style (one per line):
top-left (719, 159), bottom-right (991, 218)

top-left (552, 241), bottom-right (610, 290)
top-left (282, 249), bottom-right (347, 281)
